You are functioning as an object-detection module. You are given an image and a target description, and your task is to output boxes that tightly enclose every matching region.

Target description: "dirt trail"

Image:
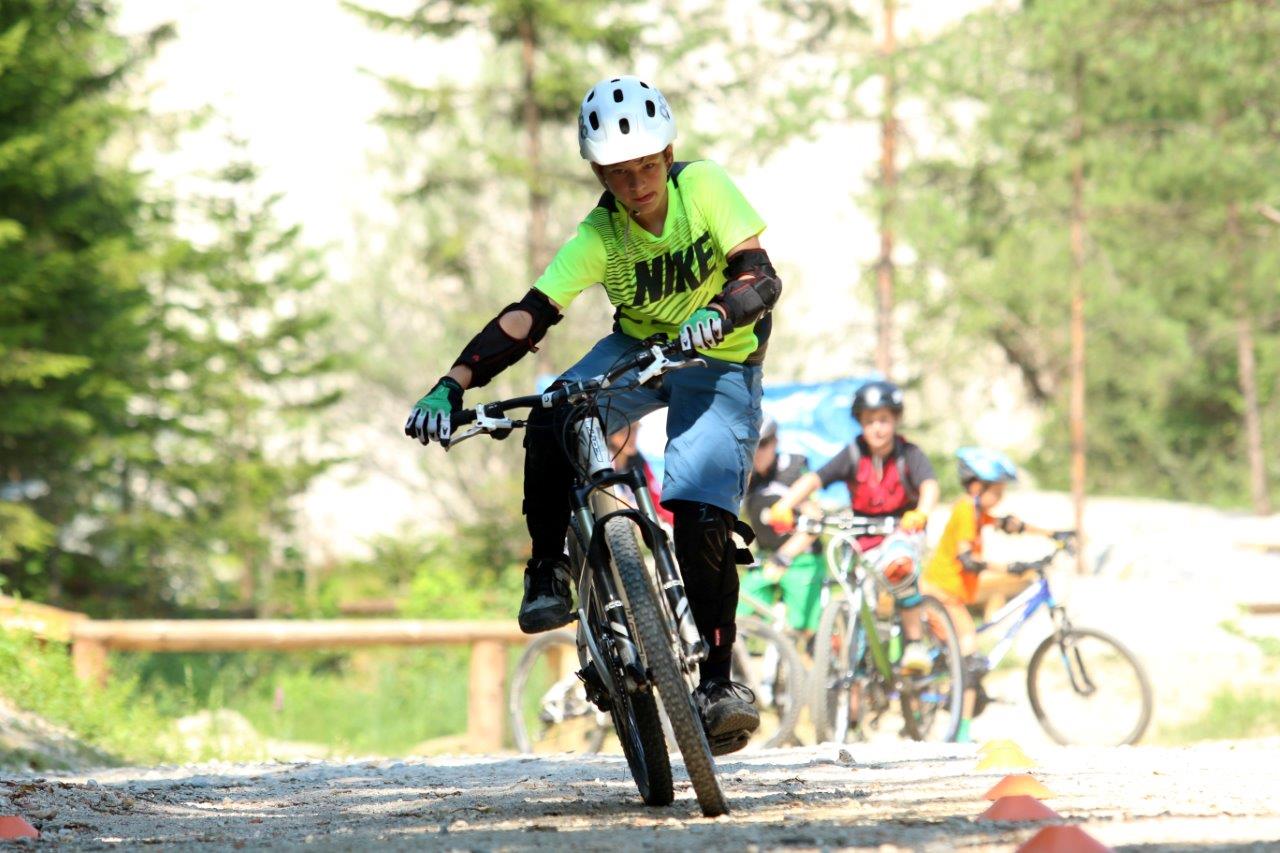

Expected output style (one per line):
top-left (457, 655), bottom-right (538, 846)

top-left (3, 741), bottom-right (1278, 850)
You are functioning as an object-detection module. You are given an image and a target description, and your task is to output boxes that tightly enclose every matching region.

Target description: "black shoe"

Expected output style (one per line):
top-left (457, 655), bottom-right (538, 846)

top-left (518, 558), bottom-right (573, 634)
top-left (693, 679), bottom-right (760, 756)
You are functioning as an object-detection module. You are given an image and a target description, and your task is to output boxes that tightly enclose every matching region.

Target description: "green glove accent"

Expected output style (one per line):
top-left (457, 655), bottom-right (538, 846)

top-left (679, 306), bottom-right (725, 353)
top-left (414, 377), bottom-right (462, 417)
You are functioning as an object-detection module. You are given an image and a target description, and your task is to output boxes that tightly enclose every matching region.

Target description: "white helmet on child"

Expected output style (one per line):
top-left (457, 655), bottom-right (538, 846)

top-left (578, 76), bottom-right (676, 166)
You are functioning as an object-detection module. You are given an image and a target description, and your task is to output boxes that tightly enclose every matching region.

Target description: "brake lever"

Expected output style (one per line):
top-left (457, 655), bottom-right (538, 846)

top-left (443, 404), bottom-right (516, 450)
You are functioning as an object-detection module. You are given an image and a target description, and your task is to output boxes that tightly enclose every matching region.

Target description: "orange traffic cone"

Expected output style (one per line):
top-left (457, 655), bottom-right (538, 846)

top-left (977, 795), bottom-right (1061, 822)
top-left (1017, 824), bottom-right (1113, 852)
top-left (0, 816), bottom-right (38, 840)
top-left (984, 773), bottom-right (1055, 800)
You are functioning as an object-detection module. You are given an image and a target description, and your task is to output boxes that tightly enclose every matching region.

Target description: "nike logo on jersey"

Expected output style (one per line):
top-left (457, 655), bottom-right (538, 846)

top-left (632, 232), bottom-right (716, 306)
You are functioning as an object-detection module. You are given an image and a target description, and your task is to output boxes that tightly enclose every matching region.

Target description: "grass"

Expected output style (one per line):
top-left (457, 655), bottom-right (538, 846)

top-left (1220, 619), bottom-right (1280, 663)
top-left (1, 629), bottom-right (485, 766)
top-left (0, 629), bottom-right (175, 766)
top-left (1158, 686), bottom-right (1280, 744)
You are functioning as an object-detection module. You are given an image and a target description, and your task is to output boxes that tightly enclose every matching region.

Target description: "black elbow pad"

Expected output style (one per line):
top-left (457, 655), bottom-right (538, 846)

top-left (452, 288), bottom-right (562, 388)
top-left (958, 552), bottom-right (987, 574)
top-left (711, 249), bottom-right (782, 332)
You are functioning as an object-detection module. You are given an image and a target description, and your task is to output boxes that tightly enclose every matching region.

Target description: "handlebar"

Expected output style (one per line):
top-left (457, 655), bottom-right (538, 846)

top-left (444, 337), bottom-right (694, 445)
top-left (1009, 531), bottom-right (1078, 575)
top-left (796, 512), bottom-right (899, 538)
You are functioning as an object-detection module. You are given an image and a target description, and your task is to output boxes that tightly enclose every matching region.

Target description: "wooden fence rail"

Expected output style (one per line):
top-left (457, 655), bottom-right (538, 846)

top-left (0, 597), bottom-right (534, 752)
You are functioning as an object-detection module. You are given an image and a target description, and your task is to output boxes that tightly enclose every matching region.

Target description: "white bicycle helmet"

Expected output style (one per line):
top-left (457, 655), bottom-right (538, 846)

top-left (578, 76), bottom-right (676, 166)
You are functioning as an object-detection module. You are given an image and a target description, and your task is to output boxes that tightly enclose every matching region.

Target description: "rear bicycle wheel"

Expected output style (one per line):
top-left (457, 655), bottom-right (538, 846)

top-left (606, 517), bottom-right (728, 817)
top-left (733, 616), bottom-right (806, 748)
top-left (1027, 626), bottom-right (1153, 746)
top-left (509, 631), bottom-right (608, 754)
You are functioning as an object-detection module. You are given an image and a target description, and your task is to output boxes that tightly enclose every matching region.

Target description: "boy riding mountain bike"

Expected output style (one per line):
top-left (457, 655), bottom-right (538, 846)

top-left (405, 75), bottom-right (782, 754)
top-left (921, 446), bottom-right (1062, 742)
top-left (740, 415), bottom-right (826, 641)
top-left (764, 381), bottom-right (940, 675)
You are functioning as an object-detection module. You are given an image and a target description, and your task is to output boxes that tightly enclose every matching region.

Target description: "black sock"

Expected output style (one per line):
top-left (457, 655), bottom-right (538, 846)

top-left (699, 655), bottom-right (732, 685)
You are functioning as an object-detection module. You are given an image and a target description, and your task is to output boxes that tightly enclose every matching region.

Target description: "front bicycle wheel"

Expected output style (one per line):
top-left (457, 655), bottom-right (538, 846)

top-left (606, 517), bottom-right (728, 817)
top-left (809, 598), bottom-right (861, 743)
top-left (733, 616), bottom-right (806, 749)
top-left (1027, 626), bottom-right (1153, 746)
top-left (509, 631), bottom-right (609, 754)
top-left (898, 596), bottom-right (963, 742)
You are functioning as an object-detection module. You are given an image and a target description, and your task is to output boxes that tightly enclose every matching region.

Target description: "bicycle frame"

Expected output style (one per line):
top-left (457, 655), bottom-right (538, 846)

top-left (975, 574), bottom-right (1056, 672)
top-left (567, 409), bottom-right (707, 694)
top-left (822, 532), bottom-right (897, 686)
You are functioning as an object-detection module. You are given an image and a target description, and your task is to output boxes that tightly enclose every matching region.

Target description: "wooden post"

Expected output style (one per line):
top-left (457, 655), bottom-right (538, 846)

top-left (875, 0), bottom-right (898, 377)
top-left (467, 640), bottom-right (507, 752)
top-left (71, 638), bottom-right (108, 688)
top-left (1227, 201), bottom-right (1272, 516)
top-left (1068, 52), bottom-right (1089, 575)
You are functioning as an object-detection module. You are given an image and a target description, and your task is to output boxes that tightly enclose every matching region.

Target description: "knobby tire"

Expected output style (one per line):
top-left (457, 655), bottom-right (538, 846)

top-left (605, 518), bottom-right (728, 817)
top-left (809, 598), bottom-right (856, 743)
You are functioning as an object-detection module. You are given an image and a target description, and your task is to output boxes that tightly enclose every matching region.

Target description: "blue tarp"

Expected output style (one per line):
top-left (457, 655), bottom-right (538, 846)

top-left (634, 376), bottom-right (879, 505)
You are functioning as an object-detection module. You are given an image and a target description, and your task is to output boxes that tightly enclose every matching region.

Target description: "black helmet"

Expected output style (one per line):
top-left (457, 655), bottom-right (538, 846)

top-left (759, 414), bottom-right (778, 443)
top-left (852, 380), bottom-right (904, 419)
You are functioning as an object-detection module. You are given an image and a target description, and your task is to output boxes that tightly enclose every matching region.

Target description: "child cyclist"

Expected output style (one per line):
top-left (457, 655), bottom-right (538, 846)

top-left (921, 447), bottom-right (1062, 742)
top-left (765, 381), bottom-right (940, 674)
top-left (740, 415), bottom-right (826, 641)
top-left (404, 76), bottom-right (782, 754)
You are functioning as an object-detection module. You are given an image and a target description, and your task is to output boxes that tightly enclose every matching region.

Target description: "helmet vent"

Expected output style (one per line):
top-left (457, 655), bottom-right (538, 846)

top-left (618, 117), bottom-right (631, 134)
top-left (611, 77), bottom-right (620, 82)
top-left (586, 89), bottom-right (595, 102)
top-left (639, 80), bottom-right (650, 89)
top-left (645, 99), bottom-right (656, 117)
top-left (588, 110), bottom-right (600, 131)
top-left (613, 88), bottom-right (624, 102)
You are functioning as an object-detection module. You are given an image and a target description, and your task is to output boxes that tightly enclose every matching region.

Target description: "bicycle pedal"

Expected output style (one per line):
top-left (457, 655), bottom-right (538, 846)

top-left (708, 731), bottom-right (750, 757)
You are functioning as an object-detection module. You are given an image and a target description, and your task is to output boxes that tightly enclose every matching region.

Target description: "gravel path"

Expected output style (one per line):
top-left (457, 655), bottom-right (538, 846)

top-left (3, 741), bottom-right (1278, 850)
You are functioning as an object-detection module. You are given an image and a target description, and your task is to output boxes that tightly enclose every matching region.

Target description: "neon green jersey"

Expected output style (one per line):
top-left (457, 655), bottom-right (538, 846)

top-left (534, 160), bottom-right (769, 364)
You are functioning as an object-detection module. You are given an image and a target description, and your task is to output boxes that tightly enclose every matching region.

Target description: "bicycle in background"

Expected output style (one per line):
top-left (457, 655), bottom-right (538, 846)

top-left (969, 533), bottom-right (1153, 746)
top-left (805, 513), bottom-right (964, 743)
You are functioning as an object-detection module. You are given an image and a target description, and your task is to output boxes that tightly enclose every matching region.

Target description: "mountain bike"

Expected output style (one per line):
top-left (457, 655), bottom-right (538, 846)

top-left (509, 613), bottom-right (805, 754)
top-left (444, 336), bottom-right (728, 816)
top-left (805, 513), bottom-right (964, 743)
top-left (970, 534), bottom-right (1153, 746)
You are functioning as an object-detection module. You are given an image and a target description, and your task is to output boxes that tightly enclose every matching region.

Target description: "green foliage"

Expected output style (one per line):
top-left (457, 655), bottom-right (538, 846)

top-left (0, 0), bottom-right (166, 597)
top-left (0, 629), bottom-right (171, 764)
top-left (0, 5), bottom-right (341, 615)
top-left (1159, 686), bottom-right (1280, 744)
top-left (894, 0), bottom-right (1280, 507)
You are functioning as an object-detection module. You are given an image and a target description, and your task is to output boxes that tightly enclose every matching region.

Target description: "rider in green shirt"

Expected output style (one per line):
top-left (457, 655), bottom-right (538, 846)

top-left (405, 75), bottom-right (783, 755)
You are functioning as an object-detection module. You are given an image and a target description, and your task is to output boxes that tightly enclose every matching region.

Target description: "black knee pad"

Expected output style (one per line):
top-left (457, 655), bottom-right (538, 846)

top-left (670, 501), bottom-right (740, 638)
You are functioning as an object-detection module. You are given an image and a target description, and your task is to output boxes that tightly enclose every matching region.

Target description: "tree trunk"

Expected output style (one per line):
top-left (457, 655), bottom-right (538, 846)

top-left (1069, 54), bottom-right (1088, 574)
top-left (875, 0), bottom-right (897, 377)
top-left (520, 15), bottom-right (546, 279)
top-left (519, 14), bottom-right (549, 371)
top-left (1227, 201), bottom-right (1272, 515)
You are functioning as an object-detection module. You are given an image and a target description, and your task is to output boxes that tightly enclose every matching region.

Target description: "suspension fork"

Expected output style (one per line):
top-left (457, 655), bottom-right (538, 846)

top-left (630, 471), bottom-right (708, 666)
top-left (1050, 605), bottom-right (1097, 696)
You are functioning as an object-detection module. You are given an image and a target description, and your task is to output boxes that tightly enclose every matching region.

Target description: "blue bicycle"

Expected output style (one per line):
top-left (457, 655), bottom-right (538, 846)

top-left (971, 534), bottom-right (1153, 746)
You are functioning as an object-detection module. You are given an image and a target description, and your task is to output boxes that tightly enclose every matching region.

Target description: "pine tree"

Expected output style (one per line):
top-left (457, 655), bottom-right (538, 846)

top-left (0, 1), bottom-right (171, 597)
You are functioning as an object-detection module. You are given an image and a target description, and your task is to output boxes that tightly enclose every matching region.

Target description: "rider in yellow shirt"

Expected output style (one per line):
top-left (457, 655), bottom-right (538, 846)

top-left (922, 447), bottom-right (1056, 741)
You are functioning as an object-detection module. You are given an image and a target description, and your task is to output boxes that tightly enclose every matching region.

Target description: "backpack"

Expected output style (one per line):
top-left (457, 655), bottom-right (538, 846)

top-left (847, 436), bottom-right (920, 510)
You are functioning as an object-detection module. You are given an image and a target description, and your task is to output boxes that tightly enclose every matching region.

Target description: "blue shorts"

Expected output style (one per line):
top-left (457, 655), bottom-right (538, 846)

top-left (559, 333), bottom-right (763, 515)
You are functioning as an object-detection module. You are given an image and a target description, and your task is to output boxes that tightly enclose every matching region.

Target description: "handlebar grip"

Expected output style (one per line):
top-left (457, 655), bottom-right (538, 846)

top-left (449, 408), bottom-right (478, 428)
